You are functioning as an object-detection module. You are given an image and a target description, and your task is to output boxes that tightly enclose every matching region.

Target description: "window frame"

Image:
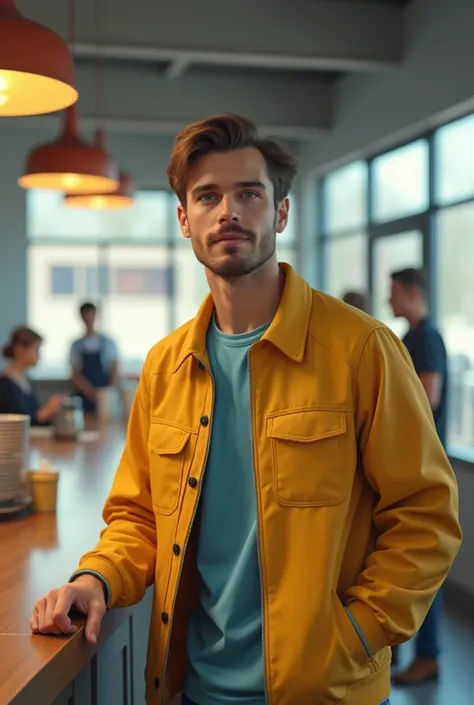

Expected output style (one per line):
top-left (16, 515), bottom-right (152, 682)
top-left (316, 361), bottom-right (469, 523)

top-left (316, 115), bottom-right (474, 464)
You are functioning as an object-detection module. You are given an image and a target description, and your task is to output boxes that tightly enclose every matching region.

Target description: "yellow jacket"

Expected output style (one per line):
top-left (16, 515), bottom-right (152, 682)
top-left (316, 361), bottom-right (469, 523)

top-left (77, 264), bottom-right (461, 705)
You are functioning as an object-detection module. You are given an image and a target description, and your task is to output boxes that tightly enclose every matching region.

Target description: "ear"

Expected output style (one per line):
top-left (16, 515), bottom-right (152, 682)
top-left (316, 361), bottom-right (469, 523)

top-left (177, 204), bottom-right (191, 239)
top-left (275, 197), bottom-right (290, 234)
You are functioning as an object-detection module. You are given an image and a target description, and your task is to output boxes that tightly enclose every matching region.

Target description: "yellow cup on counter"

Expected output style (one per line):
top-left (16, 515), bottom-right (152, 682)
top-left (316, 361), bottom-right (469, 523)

top-left (28, 469), bottom-right (59, 513)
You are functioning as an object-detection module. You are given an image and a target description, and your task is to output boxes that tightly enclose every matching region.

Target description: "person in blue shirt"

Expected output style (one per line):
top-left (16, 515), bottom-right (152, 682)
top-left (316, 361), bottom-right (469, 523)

top-left (70, 302), bottom-right (118, 414)
top-left (0, 326), bottom-right (64, 425)
top-left (389, 267), bottom-right (448, 686)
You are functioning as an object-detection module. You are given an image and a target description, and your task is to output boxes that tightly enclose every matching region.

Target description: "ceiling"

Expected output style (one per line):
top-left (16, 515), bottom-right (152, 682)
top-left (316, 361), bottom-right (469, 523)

top-left (13, 0), bottom-right (413, 141)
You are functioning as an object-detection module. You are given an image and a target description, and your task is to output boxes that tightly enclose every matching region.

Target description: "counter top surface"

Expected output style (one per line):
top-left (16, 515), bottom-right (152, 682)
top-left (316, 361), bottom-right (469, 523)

top-left (0, 422), bottom-right (128, 704)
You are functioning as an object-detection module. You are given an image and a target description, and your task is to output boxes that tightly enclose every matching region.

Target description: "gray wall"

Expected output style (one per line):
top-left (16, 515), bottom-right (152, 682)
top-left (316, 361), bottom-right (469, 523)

top-left (300, 0), bottom-right (474, 175)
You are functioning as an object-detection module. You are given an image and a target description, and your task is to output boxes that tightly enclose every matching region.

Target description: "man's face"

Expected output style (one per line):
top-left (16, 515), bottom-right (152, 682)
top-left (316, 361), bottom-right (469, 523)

top-left (389, 280), bottom-right (413, 318)
top-left (81, 309), bottom-right (96, 329)
top-left (177, 147), bottom-right (289, 278)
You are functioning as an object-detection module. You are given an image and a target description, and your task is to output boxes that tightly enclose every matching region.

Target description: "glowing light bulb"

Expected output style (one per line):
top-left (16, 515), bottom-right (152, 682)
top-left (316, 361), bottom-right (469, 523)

top-left (0, 94), bottom-right (8, 106)
top-left (0, 74), bottom-right (10, 91)
top-left (61, 174), bottom-right (81, 189)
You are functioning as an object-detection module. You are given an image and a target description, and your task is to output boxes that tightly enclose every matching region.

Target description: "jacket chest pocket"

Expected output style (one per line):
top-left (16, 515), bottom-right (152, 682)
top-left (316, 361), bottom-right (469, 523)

top-left (267, 409), bottom-right (348, 507)
top-left (149, 422), bottom-right (192, 515)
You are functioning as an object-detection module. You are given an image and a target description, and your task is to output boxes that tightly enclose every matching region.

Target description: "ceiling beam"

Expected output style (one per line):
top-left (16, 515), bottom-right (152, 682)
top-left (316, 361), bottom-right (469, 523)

top-left (1, 65), bottom-right (332, 141)
top-left (23, 0), bottom-right (404, 73)
top-left (163, 58), bottom-right (190, 81)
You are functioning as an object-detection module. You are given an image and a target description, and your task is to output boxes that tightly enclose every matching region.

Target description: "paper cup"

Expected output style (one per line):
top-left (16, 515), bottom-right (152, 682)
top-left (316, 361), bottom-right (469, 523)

top-left (28, 470), bottom-right (59, 513)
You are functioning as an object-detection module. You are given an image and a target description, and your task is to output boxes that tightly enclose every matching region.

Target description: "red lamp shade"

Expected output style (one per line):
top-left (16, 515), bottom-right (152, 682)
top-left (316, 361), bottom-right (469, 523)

top-left (0, 0), bottom-right (78, 116)
top-left (64, 171), bottom-right (136, 210)
top-left (18, 107), bottom-right (119, 193)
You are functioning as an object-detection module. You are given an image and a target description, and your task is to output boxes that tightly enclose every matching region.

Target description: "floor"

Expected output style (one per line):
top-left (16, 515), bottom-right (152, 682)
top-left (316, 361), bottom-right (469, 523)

top-left (390, 601), bottom-right (474, 705)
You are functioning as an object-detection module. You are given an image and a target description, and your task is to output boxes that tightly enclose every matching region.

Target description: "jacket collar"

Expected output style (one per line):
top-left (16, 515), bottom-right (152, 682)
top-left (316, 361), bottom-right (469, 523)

top-left (173, 263), bottom-right (312, 373)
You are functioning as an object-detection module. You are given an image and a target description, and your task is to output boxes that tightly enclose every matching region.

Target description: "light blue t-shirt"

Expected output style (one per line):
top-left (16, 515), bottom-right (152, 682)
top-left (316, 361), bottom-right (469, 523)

top-left (184, 317), bottom-right (269, 705)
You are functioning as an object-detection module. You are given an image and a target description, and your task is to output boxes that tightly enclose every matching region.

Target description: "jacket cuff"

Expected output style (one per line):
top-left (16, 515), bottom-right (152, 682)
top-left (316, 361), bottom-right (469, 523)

top-left (70, 570), bottom-right (112, 608)
top-left (72, 557), bottom-right (124, 608)
top-left (346, 599), bottom-right (391, 656)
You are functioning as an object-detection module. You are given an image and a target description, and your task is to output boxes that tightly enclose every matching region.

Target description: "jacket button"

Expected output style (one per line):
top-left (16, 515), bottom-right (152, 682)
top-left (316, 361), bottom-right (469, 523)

top-left (198, 360), bottom-right (205, 370)
top-left (188, 477), bottom-right (198, 488)
top-left (161, 611), bottom-right (169, 624)
top-left (154, 677), bottom-right (160, 689)
top-left (200, 415), bottom-right (209, 426)
top-left (173, 544), bottom-right (180, 556)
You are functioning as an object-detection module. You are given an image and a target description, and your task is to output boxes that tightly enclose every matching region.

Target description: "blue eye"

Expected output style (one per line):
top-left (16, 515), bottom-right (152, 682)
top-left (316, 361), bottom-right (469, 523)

top-left (198, 193), bottom-right (218, 203)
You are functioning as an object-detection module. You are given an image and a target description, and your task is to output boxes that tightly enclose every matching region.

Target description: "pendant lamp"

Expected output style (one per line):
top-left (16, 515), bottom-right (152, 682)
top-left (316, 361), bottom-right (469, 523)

top-left (18, 107), bottom-right (119, 193)
top-left (0, 0), bottom-right (77, 116)
top-left (64, 171), bottom-right (135, 210)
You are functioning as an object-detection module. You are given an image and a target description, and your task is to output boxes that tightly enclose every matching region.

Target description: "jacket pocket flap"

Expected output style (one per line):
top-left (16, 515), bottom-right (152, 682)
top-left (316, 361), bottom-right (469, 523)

top-left (149, 423), bottom-right (191, 455)
top-left (267, 409), bottom-right (346, 443)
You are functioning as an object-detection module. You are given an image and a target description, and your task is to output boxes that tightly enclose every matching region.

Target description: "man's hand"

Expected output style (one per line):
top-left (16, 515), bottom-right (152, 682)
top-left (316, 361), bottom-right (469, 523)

top-left (30, 574), bottom-right (106, 645)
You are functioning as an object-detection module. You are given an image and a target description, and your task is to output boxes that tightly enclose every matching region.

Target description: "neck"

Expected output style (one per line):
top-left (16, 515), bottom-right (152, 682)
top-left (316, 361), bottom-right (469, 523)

top-left (6, 361), bottom-right (27, 377)
top-left (207, 258), bottom-right (284, 334)
top-left (85, 328), bottom-right (95, 337)
top-left (407, 306), bottom-right (429, 329)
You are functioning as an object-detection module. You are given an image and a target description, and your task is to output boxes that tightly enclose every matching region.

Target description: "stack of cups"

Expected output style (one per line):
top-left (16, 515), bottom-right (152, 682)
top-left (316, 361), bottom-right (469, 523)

top-left (0, 414), bottom-right (30, 506)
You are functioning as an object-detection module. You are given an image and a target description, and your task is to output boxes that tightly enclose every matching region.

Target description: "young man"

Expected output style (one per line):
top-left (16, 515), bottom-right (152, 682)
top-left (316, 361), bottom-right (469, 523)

top-left (70, 302), bottom-right (118, 413)
top-left (389, 268), bottom-right (449, 686)
top-left (30, 115), bottom-right (461, 705)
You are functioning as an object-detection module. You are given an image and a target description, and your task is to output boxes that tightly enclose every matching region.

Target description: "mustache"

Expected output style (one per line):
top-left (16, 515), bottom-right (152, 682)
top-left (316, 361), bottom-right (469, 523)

top-left (209, 224), bottom-right (255, 243)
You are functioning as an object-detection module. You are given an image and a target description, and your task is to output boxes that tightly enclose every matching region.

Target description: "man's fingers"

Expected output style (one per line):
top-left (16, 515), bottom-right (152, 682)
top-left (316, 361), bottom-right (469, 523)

top-left (85, 599), bottom-right (106, 644)
top-left (53, 588), bottom-right (80, 634)
top-left (29, 607), bottom-right (39, 634)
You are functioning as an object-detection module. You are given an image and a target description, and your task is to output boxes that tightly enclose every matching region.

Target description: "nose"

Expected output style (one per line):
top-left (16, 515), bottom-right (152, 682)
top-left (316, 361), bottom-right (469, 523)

top-left (217, 194), bottom-right (240, 224)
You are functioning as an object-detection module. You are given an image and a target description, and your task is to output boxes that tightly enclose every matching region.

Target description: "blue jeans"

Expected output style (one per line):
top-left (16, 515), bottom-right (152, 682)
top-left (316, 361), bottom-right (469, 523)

top-left (182, 696), bottom-right (390, 704)
top-left (416, 590), bottom-right (442, 659)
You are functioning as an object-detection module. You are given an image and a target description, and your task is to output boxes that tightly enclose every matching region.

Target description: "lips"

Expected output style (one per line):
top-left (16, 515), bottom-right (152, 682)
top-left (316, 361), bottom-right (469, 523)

top-left (216, 232), bottom-right (248, 242)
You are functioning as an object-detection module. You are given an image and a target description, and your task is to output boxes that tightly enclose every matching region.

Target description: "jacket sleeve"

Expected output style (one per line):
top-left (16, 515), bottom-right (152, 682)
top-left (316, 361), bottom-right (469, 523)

top-left (345, 326), bottom-right (462, 654)
top-left (74, 360), bottom-right (156, 608)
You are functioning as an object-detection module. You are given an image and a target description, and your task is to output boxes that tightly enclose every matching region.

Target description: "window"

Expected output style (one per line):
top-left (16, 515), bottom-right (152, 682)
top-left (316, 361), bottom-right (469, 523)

top-left (435, 114), bottom-right (474, 206)
top-left (28, 188), bottom-right (300, 376)
top-left (324, 234), bottom-right (367, 299)
top-left (28, 189), bottom-right (171, 241)
top-left (372, 141), bottom-right (429, 222)
top-left (324, 162), bottom-right (367, 233)
top-left (50, 266), bottom-right (74, 295)
top-left (437, 203), bottom-right (474, 454)
top-left (174, 247), bottom-right (210, 328)
top-left (109, 267), bottom-right (173, 296)
top-left (372, 231), bottom-right (424, 337)
top-left (28, 244), bottom-right (102, 377)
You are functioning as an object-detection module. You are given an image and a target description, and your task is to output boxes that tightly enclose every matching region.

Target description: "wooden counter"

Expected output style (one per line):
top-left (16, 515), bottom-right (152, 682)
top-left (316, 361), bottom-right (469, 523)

top-left (0, 423), bottom-right (152, 705)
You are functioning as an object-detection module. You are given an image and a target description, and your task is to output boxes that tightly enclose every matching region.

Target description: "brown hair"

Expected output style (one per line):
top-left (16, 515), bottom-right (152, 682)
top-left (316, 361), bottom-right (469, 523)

top-left (1, 326), bottom-right (43, 359)
top-left (167, 113), bottom-right (300, 207)
top-left (391, 267), bottom-right (428, 296)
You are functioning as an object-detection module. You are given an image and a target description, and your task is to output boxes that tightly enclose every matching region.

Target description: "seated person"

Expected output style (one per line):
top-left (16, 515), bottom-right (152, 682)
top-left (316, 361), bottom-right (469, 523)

top-left (70, 302), bottom-right (118, 413)
top-left (0, 327), bottom-right (64, 425)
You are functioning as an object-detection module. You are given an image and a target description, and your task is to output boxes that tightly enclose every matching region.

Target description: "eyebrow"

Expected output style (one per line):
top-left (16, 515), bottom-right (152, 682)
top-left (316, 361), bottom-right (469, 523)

top-left (191, 180), bottom-right (267, 196)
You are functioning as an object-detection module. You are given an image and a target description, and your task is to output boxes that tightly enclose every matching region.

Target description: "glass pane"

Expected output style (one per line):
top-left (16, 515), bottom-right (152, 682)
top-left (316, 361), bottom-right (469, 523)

top-left (324, 162), bottom-right (367, 233)
top-left (28, 189), bottom-right (172, 241)
top-left (28, 244), bottom-right (101, 378)
top-left (324, 233), bottom-right (368, 300)
top-left (373, 231), bottom-right (424, 337)
top-left (105, 246), bottom-right (172, 375)
top-left (372, 141), bottom-right (429, 222)
top-left (437, 203), bottom-right (474, 453)
top-left (174, 246), bottom-right (210, 328)
top-left (276, 247), bottom-right (298, 272)
top-left (435, 114), bottom-right (474, 205)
